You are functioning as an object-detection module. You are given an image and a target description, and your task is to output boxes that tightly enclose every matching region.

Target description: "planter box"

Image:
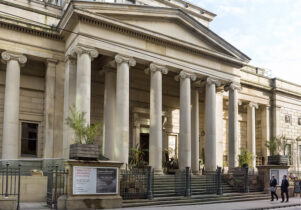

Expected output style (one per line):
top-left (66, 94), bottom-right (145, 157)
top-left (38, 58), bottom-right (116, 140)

top-left (268, 155), bottom-right (288, 165)
top-left (69, 144), bottom-right (99, 160)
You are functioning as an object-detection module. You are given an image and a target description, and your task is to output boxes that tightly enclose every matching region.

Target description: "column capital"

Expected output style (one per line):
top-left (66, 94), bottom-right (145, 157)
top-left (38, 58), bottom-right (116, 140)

top-left (70, 46), bottom-right (99, 60)
top-left (115, 54), bottom-right (136, 67)
top-left (206, 77), bottom-right (221, 87)
top-left (145, 63), bottom-right (168, 75)
top-left (224, 82), bottom-right (241, 91)
top-left (1, 51), bottom-right (27, 66)
top-left (248, 102), bottom-right (259, 109)
top-left (175, 70), bottom-right (196, 81)
top-left (99, 65), bottom-right (116, 76)
top-left (46, 58), bottom-right (58, 67)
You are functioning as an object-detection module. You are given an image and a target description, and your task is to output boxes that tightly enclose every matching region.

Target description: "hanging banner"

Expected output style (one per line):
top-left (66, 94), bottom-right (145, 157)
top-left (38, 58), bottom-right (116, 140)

top-left (73, 166), bottom-right (118, 195)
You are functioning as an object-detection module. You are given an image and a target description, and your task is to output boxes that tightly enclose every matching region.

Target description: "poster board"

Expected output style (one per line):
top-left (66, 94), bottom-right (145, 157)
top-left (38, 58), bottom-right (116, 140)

top-left (270, 169), bottom-right (288, 186)
top-left (73, 166), bottom-right (118, 195)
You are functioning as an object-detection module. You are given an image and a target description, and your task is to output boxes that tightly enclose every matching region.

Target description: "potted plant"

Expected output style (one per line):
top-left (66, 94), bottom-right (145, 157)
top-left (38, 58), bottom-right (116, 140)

top-left (265, 135), bottom-right (289, 165)
top-left (129, 144), bottom-right (148, 169)
top-left (66, 106), bottom-right (100, 160)
top-left (238, 148), bottom-right (253, 168)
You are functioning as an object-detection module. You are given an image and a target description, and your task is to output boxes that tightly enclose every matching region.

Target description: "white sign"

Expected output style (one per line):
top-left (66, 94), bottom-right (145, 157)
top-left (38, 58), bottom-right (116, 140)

top-left (270, 169), bottom-right (288, 186)
top-left (73, 166), bottom-right (118, 195)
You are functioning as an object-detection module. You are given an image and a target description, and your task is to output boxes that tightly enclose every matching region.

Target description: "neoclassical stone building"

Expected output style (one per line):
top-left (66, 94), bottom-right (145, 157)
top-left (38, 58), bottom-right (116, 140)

top-left (1, 0), bottom-right (301, 174)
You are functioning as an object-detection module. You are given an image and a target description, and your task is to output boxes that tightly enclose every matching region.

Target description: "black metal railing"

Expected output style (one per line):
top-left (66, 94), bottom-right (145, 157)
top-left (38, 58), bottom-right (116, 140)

top-left (120, 167), bottom-right (152, 200)
top-left (0, 163), bottom-right (21, 210)
top-left (47, 165), bottom-right (69, 209)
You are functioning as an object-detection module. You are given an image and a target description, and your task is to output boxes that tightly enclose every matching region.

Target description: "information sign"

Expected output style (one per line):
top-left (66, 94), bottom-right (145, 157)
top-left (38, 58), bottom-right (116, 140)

top-left (73, 166), bottom-right (118, 195)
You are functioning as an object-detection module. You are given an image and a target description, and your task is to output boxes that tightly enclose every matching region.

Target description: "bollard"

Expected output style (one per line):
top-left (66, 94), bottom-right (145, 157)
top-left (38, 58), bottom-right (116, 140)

top-left (147, 166), bottom-right (153, 200)
top-left (5, 163), bottom-right (9, 197)
top-left (185, 167), bottom-right (191, 197)
top-left (244, 167), bottom-right (249, 193)
top-left (216, 167), bottom-right (223, 195)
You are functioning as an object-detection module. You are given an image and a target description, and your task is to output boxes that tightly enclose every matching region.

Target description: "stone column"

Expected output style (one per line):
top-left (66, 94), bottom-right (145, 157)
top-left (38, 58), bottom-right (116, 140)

top-left (63, 56), bottom-right (77, 158)
top-left (175, 71), bottom-right (196, 170)
top-left (247, 102), bottom-right (258, 168)
top-left (261, 106), bottom-right (270, 165)
top-left (43, 59), bottom-right (57, 158)
top-left (226, 83), bottom-right (240, 169)
top-left (145, 63), bottom-right (168, 175)
top-left (191, 87), bottom-right (200, 174)
top-left (205, 78), bottom-right (221, 171)
top-left (1, 51), bottom-right (27, 159)
top-left (114, 54), bottom-right (136, 167)
top-left (103, 67), bottom-right (116, 160)
top-left (71, 46), bottom-right (98, 125)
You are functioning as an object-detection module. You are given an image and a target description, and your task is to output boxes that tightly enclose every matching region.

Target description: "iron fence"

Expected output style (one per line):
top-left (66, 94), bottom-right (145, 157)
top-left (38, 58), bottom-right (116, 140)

top-left (0, 159), bottom-right (65, 176)
top-left (120, 167), bottom-right (152, 200)
top-left (47, 165), bottom-right (69, 209)
top-left (174, 167), bottom-right (191, 197)
top-left (223, 167), bottom-right (249, 193)
top-left (0, 163), bottom-right (21, 210)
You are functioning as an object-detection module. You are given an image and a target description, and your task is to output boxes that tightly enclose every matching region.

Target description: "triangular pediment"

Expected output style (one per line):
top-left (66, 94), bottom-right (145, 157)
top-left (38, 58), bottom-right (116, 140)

top-left (113, 17), bottom-right (226, 54)
top-left (62, 2), bottom-right (250, 63)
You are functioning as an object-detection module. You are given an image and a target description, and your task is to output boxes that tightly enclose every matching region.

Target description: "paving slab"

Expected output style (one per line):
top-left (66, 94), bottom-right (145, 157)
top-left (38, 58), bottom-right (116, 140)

top-left (120, 197), bottom-right (301, 210)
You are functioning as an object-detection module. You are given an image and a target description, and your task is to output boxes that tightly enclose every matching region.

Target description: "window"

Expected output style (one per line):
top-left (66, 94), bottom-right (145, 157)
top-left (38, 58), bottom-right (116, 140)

top-left (168, 135), bottom-right (178, 160)
top-left (21, 122), bottom-right (38, 157)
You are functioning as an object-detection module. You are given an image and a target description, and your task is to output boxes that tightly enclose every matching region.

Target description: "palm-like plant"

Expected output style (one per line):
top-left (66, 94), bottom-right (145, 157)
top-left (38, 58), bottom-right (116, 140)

top-left (238, 148), bottom-right (253, 167)
top-left (265, 137), bottom-right (277, 156)
top-left (65, 106), bottom-right (100, 144)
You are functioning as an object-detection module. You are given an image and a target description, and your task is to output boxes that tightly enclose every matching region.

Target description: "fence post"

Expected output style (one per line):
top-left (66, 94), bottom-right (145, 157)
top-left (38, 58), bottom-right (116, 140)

top-left (17, 164), bottom-right (21, 210)
top-left (5, 163), bottom-right (9, 197)
top-left (185, 167), bottom-right (191, 197)
top-left (216, 167), bottom-right (223, 195)
top-left (244, 167), bottom-right (249, 193)
top-left (54, 164), bottom-right (59, 209)
top-left (147, 166), bottom-right (153, 200)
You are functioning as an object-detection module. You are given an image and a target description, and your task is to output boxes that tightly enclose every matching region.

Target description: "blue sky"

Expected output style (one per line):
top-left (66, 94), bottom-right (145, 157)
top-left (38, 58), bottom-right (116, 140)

top-left (190, 0), bottom-right (301, 84)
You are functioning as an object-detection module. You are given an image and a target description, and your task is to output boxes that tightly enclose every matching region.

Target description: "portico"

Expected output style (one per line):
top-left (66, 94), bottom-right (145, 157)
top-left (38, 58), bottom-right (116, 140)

top-left (0, 1), bottom-right (278, 174)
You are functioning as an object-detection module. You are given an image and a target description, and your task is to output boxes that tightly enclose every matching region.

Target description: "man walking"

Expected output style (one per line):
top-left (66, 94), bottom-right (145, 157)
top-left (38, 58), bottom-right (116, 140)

top-left (270, 176), bottom-right (278, 201)
top-left (281, 175), bottom-right (289, 202)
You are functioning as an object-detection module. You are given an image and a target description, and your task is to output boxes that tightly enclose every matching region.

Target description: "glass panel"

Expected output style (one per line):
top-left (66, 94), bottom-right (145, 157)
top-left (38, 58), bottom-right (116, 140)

top-left (21, 122), bottom-right (38, 157)
top-left (168, 135), bottom-right (177, 159)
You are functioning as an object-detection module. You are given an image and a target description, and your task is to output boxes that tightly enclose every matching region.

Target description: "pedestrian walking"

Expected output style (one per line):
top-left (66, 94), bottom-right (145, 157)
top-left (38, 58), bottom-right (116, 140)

top-left (281, 175), bottom-right (289, 202)
top-left (270, 176), bottom-right (278, 201)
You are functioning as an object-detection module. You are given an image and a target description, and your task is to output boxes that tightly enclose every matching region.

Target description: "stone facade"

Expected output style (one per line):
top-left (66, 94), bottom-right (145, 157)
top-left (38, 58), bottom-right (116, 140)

top-left (0, 0), bottom-right (301, 172)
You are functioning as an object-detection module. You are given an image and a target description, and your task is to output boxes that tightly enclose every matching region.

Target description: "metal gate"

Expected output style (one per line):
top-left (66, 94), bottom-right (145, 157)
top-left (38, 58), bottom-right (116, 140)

top-left (0, 163), bottom-right (21, 210)
top-left (46, 165), bottom-right (69, 209)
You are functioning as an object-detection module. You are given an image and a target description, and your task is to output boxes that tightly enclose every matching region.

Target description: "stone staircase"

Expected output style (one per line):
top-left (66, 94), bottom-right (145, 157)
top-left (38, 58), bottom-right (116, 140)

top-left (152, 174), bottom-right (237, 197)
top-left (122, 192), bottom-right (269, 208)
top-left (122, 174), bottom-right (268, 208)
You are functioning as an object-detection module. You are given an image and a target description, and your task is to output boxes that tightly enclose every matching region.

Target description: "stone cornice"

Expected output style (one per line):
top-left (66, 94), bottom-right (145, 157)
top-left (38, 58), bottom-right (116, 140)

top-left (115, 54), bottom-right (136, 67)
top-left (1, 51), bottom-right (27, 66)
top-left (0, 15), bottom-right (62, 40)
top-left (145, 63), bottom-right (168, 75)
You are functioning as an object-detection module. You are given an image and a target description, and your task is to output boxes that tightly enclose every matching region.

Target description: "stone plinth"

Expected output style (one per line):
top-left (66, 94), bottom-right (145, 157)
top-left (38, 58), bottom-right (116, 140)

top-left (257, 165), bottom-right (290, 194)
top-left (0, 197), bottom-right (17, 210)
top-left (58, 160), bottom-right (123, 210)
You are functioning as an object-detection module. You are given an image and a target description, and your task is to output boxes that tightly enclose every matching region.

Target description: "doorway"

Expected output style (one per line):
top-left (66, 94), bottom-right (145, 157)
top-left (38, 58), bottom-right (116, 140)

top-left (140, 133), bottom-right (149, 164)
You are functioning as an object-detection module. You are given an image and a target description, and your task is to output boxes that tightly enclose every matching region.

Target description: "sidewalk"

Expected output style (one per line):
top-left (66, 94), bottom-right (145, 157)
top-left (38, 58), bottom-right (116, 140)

top-left (120, 197), bottom-right (301, 210)
top-left (21, 198), bottom-right (301, 210)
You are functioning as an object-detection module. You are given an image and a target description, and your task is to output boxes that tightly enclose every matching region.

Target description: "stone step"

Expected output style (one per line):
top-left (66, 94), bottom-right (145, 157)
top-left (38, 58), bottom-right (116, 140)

top-left (122, 192), bottom-right (269, 208)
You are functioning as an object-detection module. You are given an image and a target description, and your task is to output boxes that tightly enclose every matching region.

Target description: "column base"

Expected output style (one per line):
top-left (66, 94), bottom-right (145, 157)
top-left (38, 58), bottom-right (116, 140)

top-left (153, 168), bottom-right (164, 175)
top-left (192, 170), bottom-right (200, 175)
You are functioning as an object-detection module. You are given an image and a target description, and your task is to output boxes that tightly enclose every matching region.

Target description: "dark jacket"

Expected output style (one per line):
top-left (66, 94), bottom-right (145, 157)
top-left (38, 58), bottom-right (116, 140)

top-left (270, 178), bottom-right (277, 187)
top-left (281, 179), bottom-right (289, 191)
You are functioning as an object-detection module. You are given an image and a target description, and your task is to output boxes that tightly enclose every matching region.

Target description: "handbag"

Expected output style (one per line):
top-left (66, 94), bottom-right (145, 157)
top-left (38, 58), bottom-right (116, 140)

top-left (271, 186), bottom-right (276, 192)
